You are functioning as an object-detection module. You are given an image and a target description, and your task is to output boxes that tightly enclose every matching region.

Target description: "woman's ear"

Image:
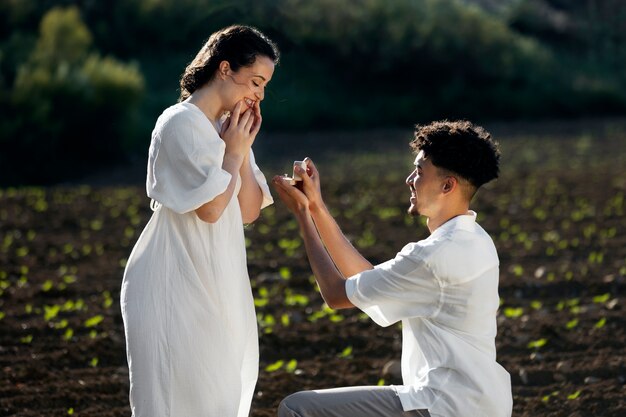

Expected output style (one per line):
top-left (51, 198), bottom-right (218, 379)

top-left (218, 61), bottom-right (231, 79)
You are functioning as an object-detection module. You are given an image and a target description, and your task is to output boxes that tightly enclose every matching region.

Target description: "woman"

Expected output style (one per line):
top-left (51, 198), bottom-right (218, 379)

top-left (120, 25), bottom-right (279, 417)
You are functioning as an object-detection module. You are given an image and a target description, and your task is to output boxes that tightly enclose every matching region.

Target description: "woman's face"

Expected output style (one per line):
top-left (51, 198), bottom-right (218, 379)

top-left (221, 55), bottom-right (275, 112)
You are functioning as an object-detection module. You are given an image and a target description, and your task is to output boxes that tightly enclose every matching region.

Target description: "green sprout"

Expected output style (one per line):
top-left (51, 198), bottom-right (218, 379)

top-left (527, 338), bottom-right (548, 349)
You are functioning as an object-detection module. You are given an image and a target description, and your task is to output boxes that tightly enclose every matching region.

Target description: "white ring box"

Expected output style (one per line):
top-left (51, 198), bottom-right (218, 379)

top-left (284, 160), bottom-right (308, 185)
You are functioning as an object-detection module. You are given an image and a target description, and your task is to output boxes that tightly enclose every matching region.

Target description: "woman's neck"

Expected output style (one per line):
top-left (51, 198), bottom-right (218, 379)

top-left (186, 84), bottom-right (223, 124)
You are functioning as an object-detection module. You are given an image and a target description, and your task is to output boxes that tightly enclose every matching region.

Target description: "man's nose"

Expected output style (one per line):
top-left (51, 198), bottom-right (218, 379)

top-left (406, 170), bottom-right (416, 185)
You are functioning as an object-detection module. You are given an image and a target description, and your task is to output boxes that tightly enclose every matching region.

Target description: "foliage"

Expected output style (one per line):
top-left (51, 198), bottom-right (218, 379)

top-left (1, 0), bottom-right (626, 184)
top-left (0, 6), bottom-right (144, 185)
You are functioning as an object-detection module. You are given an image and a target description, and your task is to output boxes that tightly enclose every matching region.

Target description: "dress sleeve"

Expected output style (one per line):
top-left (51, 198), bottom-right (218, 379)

top-left (345, 243), bottom-right (443, 327)
top-left (248, 149), bottom-right (274, 210)
top-left (146, 111), bottom-right (232, 214)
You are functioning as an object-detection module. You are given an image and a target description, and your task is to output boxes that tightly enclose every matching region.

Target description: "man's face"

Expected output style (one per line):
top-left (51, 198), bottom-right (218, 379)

top-left (405, 151), bottom-right (443, 217)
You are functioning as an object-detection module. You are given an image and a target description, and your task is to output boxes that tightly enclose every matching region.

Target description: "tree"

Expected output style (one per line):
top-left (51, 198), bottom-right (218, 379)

top-left (1, 6), bottom-right (144, 185)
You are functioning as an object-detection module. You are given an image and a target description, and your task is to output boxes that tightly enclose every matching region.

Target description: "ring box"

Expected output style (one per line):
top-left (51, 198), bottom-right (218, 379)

top-left (283, 160), bottom-right (308, 185)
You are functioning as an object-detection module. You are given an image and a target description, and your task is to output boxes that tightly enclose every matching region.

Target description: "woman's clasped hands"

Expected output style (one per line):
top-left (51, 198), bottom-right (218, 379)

top-left (220, 100), bottom-right (262, 162)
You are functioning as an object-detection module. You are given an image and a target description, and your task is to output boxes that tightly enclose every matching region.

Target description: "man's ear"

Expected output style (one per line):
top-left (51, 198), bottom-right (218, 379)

top-left (442, 176), bottom-right (457, 194)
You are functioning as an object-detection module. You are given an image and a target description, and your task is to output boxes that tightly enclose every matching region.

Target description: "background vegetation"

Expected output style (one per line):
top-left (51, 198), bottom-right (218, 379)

top-left (1, 0), bottom-right (625, 185)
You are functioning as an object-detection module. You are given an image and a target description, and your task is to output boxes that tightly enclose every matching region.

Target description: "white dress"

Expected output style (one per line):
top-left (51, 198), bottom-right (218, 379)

top-left (120, 102), bottom-right (273, 417)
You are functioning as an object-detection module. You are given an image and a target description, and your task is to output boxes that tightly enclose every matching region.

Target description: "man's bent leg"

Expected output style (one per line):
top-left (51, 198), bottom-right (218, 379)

top-left (277, 386), bottom-right (430, 417)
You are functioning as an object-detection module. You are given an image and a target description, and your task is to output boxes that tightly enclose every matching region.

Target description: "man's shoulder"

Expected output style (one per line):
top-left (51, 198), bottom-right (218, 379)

top-left (405, 227), bottom-right (498, 284)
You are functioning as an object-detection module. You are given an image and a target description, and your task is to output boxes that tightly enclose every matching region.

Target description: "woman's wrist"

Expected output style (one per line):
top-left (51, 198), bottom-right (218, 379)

top-left (223, 152), bottom-right (245, 172)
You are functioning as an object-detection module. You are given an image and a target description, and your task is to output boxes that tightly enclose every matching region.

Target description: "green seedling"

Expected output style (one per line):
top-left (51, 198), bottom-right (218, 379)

top-left (527, 338), bottom-right (547, 349)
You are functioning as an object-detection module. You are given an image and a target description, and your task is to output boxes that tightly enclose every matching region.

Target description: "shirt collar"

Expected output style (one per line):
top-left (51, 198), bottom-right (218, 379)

top-left (429, 210), bottom-right (477, 239)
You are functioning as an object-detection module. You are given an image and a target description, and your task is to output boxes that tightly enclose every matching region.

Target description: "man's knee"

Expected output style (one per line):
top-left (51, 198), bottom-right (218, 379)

top-left (277, 391), bottom-right (313, 417)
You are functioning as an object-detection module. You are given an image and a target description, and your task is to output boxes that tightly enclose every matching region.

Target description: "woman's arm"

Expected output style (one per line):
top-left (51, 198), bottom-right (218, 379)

top-left (194, 154), bottom-right (244, 223)
top-left (237, 152), bottom-right (263, 223)
top-left (195, 101), bottom-right (259, 223)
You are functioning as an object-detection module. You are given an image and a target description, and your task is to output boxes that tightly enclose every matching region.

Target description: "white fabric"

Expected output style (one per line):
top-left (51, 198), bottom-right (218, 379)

top-left (346, 212), bottom-right (512, 417)
top-left (121, 101), bottom-right (273, 417)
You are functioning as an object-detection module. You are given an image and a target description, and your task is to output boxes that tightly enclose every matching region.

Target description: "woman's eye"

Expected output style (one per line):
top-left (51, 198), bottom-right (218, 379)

top-left (252, 81), bottom-right (260, 87)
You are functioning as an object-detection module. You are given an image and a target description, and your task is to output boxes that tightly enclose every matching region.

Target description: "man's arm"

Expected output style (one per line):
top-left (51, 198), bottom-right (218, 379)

top-left (295, 160), bottom-right (374, 277)
top-left (273, 176), bottom-right (354, 310)
top-left (296, 210), bottom-right (354, 309)
top-left (309, 203), bottom-right (374, 277)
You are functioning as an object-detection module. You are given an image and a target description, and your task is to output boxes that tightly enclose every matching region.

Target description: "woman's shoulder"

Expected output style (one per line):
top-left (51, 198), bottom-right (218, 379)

top-left (157, 102), bottom-right (205, 127)
top-left (154, 102), bottom-right (217, 139)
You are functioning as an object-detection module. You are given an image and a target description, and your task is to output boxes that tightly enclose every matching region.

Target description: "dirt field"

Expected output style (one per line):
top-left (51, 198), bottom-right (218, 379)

top-left (1, 119), bottom-right (625, 416)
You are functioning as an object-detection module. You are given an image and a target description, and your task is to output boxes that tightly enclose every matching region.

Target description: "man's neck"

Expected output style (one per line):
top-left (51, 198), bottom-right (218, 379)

top-left (426, 207), bottom-right (469, 234)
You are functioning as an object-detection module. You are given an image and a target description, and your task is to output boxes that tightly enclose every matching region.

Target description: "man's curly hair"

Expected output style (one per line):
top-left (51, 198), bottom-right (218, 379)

top-left (410, 120), bottom-right (500, 189)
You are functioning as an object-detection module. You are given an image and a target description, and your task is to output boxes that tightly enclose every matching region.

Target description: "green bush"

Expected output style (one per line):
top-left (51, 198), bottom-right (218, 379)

top-left (1, 6), bottom-right (143, 185)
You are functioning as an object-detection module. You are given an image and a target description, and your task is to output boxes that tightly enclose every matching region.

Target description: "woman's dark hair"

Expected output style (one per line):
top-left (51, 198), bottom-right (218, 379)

top-left (410, 120), bottom-right (500, 189)
top-left (179, 25), bottom-right (279, 101)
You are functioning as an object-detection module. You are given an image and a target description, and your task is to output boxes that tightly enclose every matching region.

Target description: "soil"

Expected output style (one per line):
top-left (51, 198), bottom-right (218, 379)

top-left (1, 119), bottom-right (625, 416)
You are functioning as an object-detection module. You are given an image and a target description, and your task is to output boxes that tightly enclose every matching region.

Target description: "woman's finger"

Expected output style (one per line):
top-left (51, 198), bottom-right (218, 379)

top-left (244, 109), bottom-right (256, 133)
top-left (220, 115), bottom-right (231, 136)
top-left (230, 101), bottom-right (243, 126)
top-left (239, 108), bottom-right (252, 128)
top-left (254, 100), bottom-right (262, 119)
top-left (251, 113), bottom-right (262, 137)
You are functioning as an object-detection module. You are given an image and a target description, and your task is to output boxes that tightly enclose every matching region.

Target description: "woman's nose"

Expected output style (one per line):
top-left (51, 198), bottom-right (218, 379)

top-left (255, 88), bottom-right (264, 101)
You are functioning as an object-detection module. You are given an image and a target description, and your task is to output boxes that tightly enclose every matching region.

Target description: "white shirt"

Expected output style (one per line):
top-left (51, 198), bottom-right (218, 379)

top-left (346, 212), bottom-right (512, 417)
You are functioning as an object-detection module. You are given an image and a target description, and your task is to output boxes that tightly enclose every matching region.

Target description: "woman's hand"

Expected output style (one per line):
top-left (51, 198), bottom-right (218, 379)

top-left (272, 175), bottom-right (310, 215)
top-left (296, 157), bottom-right (324, 212)
top-left (220, 101), bottom-right (262, 160)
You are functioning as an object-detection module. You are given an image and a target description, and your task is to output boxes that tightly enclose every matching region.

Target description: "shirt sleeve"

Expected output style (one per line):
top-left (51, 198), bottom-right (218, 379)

top-left (345, 243), bottom-right (443, 327)
top-left (147, 111), bottom-right (232, 214)
top-left (248, 149), bottom-right (274, 210)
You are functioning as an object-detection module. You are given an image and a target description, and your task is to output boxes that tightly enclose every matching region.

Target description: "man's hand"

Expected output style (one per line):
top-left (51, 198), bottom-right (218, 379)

top-left (272, 175), bottom-right (310, 215)
top-left (295, 157), bottom-right (324, 213)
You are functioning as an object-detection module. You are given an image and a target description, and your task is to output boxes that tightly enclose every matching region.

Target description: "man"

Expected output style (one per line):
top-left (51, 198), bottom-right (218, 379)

top-left (272, 120), bottom-right (512, 417)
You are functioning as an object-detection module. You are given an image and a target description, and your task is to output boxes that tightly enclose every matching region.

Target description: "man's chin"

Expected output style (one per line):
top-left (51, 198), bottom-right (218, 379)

top-left (407, 205), bottom-right (420, 217)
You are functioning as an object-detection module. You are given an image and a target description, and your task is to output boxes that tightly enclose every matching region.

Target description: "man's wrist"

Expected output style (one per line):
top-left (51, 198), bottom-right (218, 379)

top-left (309, 198), bottom-right (327, 218)
top-left (295, 205), bottom-right (313, 224)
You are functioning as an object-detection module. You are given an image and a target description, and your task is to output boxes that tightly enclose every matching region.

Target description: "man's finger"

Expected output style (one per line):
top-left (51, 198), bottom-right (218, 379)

top-left (303, 157), bottom-right (318, 177)
top-left (296, 164), bottom-right (313, 187)
top-left (272, 177), bottom-right (296, 201)
top-left (273, 176), bottom-right (305, 197)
